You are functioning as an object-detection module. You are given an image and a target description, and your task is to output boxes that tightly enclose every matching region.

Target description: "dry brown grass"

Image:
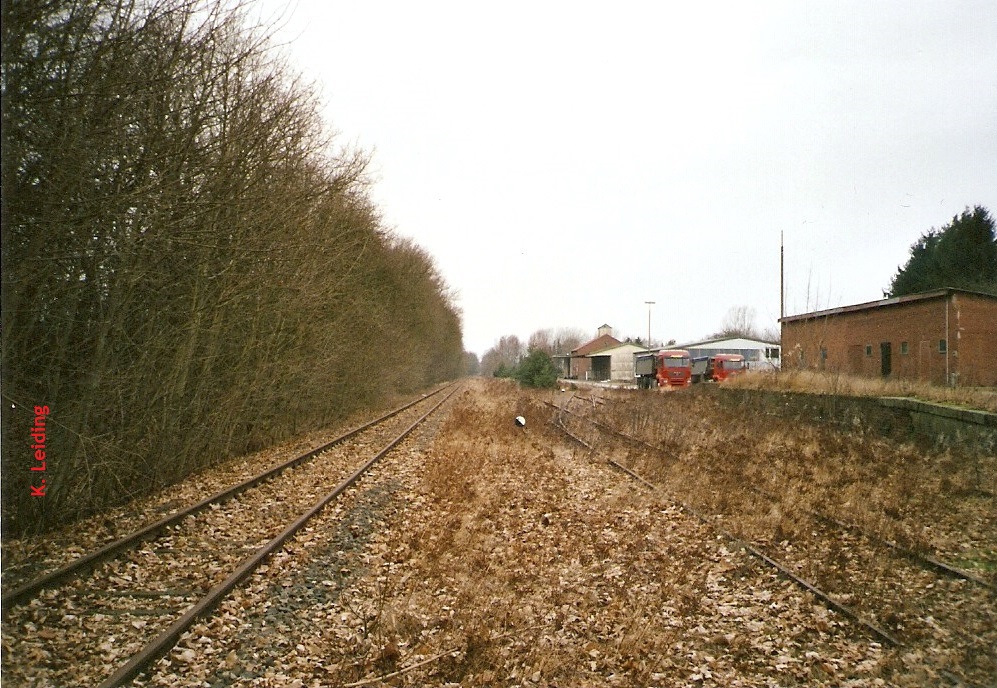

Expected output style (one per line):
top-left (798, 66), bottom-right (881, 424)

top-left (361, 380), bottom-right (873, 685)
top-left (598, 387), bottom-right (996, 575)
top-left (321, 379), bottom-right (994, 685)
top-left (728, 369), bottom-right (997, 413)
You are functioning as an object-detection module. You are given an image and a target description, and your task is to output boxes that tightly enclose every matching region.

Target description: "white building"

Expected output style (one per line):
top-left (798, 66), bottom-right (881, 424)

top-left (588, 342), bottom-right (649, 381)
top-left (678, 337), bottom-right (781, 371)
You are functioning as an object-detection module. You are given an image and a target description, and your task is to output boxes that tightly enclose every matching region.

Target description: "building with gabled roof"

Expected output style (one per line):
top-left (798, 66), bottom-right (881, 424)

top-left (567, 326), bottom-right (621, 379)
top-left (587, 342), bottom-right (649, 382)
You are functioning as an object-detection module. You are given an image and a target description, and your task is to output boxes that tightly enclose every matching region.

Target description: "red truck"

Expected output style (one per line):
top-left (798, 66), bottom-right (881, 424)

top-left (691, 353), bottom-right (746, 383)
top-left (634, 349), bottom-right (693, 389)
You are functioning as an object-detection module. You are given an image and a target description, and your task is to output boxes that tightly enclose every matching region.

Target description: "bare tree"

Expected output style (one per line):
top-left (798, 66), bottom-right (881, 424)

top-left (527, 329), bottom-right (557, 355)
top-left (480, 335), bottom-right (524, 377)
top-left (527, 327), bottom-right (586, 355)
top-left (712, 306), bottom-right (762, 339)
top-left (1, 0), bottom-right (464, 533)
top-left (464, 351), bottom-right (480, 376)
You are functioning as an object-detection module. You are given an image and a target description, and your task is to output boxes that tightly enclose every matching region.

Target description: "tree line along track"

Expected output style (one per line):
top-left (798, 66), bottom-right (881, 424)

top-left (1, 383), bottom-right (460, 687)
top-left (546, 398), bottom-right (996, 687)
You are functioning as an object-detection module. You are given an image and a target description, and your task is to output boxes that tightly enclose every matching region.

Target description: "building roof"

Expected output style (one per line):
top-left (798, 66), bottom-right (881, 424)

top-left (571, 333), bottom-right (621, 356)
top-left (587, 342), bottom-right (648, 358)
top-left (780, 287), bottom-right (997, 324)
top-left (680, 336), bottom-right (779, 349)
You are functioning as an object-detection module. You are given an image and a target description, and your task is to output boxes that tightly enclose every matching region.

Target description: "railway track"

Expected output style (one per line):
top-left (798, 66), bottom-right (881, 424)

top-left (3, 387), bottom-right (451, 607)
top-left (551, 400), bottom-right (994, 591)
top-left (2, 384), bottom-right (459, 687)
top-left (548, 397), bottom-right (996, 687)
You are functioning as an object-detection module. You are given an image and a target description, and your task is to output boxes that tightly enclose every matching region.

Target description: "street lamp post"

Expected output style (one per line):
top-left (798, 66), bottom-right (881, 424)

top-left (645, 301), bottom-right (655, 348)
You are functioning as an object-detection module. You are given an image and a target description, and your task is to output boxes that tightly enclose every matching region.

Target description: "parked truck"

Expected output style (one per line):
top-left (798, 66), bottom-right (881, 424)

top-left (634, 349), bottom-right (693, 389)
top-left (691, 353), bottom-right (746, 383)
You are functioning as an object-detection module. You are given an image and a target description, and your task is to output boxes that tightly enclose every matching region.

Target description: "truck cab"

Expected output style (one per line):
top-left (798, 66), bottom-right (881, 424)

top-left (692, 353), bottom-right (746, 383)
top-left (635, 349), bottom-right (693, 388)
top-left (709, 353), bottom-right (745, 382)
top-left (657, 349), bottom-right (693, 387)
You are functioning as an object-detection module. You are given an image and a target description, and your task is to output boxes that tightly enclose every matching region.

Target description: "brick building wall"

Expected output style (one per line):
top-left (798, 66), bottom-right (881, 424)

top-left (957, 293), bottom-right (997, 386)
top-left (781, 289), bottom-right (997, 387)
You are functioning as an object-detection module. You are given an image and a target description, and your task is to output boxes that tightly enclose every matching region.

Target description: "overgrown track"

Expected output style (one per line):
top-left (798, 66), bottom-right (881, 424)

top-left (550, 400), bottom-right (995, 592)
top-left (547, 396), bottom-right (996, 687)
top-left (2, 384), bottom-right (459, 687)
top-left (548, 408), bottom-right (900, 646)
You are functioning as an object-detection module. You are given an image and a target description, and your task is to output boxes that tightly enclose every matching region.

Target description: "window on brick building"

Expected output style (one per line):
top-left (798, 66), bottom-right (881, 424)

top-left (865, 345), bottom-right (872, 356)
top-left (939, 339), bottom-right (947, 353)
top-left (900, 341), bottom-right (909, 355)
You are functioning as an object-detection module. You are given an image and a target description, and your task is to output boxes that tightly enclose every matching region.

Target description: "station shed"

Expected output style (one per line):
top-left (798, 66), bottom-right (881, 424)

top-left (587, 342), bottom-right (649, 382)
top-left (679, 336), bottom-right (781, 371)
top-left (567, 325), bottom-right (620, 379)
top-left (780, 287), bottom-right (997, 387)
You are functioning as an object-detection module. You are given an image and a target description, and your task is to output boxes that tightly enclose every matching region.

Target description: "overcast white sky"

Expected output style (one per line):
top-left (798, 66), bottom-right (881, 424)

top-left (253, 1), bottom-right (997, 357)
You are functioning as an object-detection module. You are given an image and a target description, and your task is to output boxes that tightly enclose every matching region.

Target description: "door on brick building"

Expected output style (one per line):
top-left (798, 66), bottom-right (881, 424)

top-left (919, 340), bottom-right (931, 382)
top-left (848, 344), bottom-right (863, 374)
top-left (880, 342), bottom-right (892, 377)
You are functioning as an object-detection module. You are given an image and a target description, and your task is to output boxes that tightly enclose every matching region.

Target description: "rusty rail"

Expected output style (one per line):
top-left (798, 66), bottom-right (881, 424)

top-left (97, 384), bottom-right (459, 687)
top-left (549, 400), bottom-right (995, 592)
top-left (549, 404), bottom-right (902, 647)
top-left (3, 385), bottom-right (450, 610)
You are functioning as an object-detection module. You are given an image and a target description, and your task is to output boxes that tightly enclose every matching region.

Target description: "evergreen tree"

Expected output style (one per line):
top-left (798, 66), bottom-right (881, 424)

top-left (514, 350), bottom-right (561, 389)
top-left (887, 206), bottom-right (997, 297)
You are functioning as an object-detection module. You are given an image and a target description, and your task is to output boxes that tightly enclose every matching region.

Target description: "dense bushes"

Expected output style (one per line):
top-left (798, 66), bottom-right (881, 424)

top-left (1, 0), bottom-right (464, 534)
top-left (513, 350), bottom-right (561, 389)
top-left (490, 349), bottom-right (560, 389)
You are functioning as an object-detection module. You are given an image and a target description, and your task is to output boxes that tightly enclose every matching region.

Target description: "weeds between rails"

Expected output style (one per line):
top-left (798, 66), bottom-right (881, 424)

top-left (552, 401), bottom-right (994, 590)
top-left (2, 386), bottom-right (457, 687)
top-left (548, 411), bottom-right (901, 644)
top-left (603, 389), bottom-right (991, 578)
top-left (549, 390), bottom-right (996, 686)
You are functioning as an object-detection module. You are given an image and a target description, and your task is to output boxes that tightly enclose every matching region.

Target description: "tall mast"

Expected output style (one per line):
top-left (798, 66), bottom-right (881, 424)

top-left (780, 231), bottom-right (785, 321)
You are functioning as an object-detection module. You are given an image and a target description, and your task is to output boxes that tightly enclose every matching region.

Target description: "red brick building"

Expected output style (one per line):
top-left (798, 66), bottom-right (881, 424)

top-left (781, 288), bottom-right (997, 387)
